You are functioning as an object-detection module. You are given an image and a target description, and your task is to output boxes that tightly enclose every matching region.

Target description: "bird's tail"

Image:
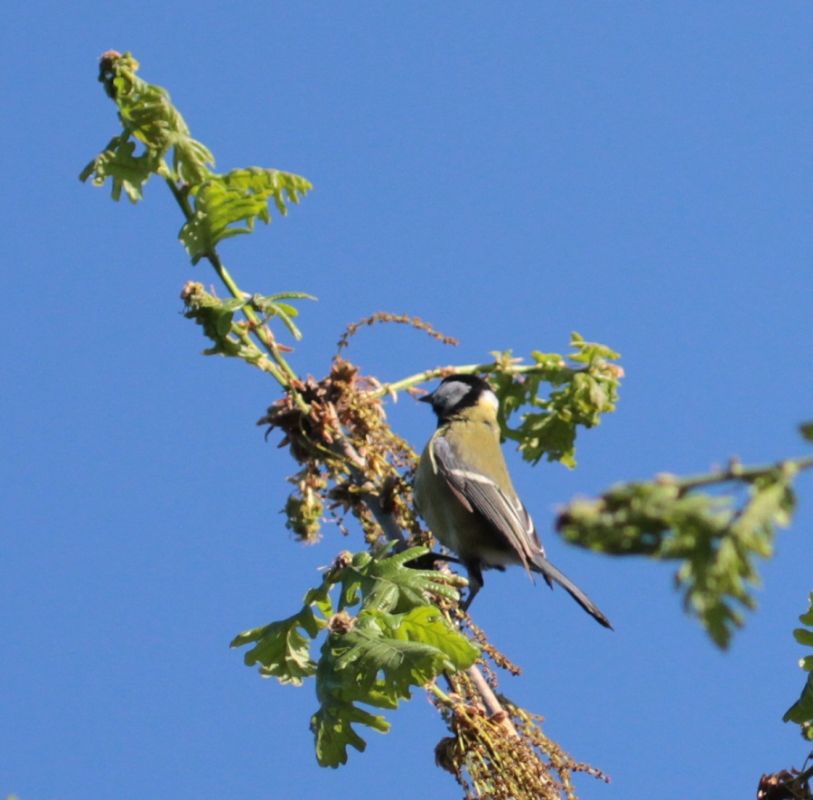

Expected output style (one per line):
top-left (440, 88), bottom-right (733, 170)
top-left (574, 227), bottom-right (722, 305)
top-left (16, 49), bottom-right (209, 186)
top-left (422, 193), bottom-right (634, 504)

top-left (531, 554), bottom-right (613, 629)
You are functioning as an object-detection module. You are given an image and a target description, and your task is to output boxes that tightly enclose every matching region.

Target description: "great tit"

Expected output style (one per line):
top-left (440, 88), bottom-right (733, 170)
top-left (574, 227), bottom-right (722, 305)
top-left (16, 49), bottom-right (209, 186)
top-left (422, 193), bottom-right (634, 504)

top-left (414, 373), bottom-right (611, 628)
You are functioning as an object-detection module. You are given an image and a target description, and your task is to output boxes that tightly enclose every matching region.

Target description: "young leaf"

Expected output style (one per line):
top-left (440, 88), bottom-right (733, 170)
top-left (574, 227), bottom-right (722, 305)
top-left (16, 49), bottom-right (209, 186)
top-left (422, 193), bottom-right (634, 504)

top-left (81, 52), bottom-right (214, 198)
top-left (79, 133), bottom-right (161, 202)
top-left (180, 168), bottom-right (313, 263)
top-left (250, 292), bottom-right (317, 342)
top-left (181, 284), bottom-right (244, 356)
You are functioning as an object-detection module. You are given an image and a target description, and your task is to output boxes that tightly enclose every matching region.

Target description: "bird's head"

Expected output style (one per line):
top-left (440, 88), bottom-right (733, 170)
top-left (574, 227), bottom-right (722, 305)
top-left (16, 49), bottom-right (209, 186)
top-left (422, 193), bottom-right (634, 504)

top-left (419, 374), bottom-right (499, 424)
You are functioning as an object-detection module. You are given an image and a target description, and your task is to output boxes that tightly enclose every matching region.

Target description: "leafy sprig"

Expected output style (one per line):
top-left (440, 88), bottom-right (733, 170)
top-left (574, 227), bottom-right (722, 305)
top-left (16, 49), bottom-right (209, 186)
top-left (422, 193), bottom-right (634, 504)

top-left (558, 456), bottom-right (812, 648)
top-left (80, 51), bottom-right (213, 199)
top-left (784, 593), bottom-right (813, 740)
top-left (231, 547), bottom-right (476, 766)
top-left (491, 333), bottom-right (622, 467)
top-left (182, 283), bottom-right (317, 363)
top-left (373, 332), bottom-right (623, 469)
top-left (80, 50), bottom-right (313, 399)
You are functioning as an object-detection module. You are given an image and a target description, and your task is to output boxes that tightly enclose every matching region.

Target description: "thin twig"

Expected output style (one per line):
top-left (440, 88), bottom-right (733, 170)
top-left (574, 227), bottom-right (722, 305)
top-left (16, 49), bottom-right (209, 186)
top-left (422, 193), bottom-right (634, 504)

top-left (655, 455), bottom-right (813, 492)
top-left (371, 361), bottom-right (580, 399)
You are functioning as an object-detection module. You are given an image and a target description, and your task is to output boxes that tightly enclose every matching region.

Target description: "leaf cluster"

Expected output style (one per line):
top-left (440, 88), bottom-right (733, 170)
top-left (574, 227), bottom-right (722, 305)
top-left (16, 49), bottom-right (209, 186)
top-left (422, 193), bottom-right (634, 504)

top-left (489, 333), bottom-right (622, 468)
top-left (181, 282), bottom-right (316, 364)
top-left (79, 51), bottom-right (213, 200)
top-left (784, 593), bottom-right (813, 740)
top-left (558, 467), bottom-right (798, 648)
top-left (80, 51), bottom-right (312, 269)
top-left (231, 546), bottom-right (476, 766)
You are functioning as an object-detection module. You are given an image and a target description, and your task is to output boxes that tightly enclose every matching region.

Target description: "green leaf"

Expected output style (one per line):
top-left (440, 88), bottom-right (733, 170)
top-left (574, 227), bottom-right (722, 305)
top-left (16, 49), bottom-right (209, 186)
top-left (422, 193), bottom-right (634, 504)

top-left (263, 291), bottom-right (318, 302)
top-left (180, 167), bottom-right (313, 263)
top-left (794, 629), bottom-right (813, 647)
top-left (257, 301), bottom-right (303, 340)
top-left (800, 593), bottom-right (813, 627)
top-left (249, 292), bottom-right (318, 341)
top-left (230, 581), bottom-right (332, 686)
top-left (800, 422), bottom-right (813, 444)
top-left (390, 605), bottom-right (480, 669)
top-left (785, 689), bottom-right (813, 741)
top-left (233, 547), bottom-right (475, 767)
top-left (311, 701), bottom-right (389, 768)
top-left (568, 330), bottom-right (621, 363)
top-left (511, 412), bottom-right (577, 468)
top-left (276, 310), bottom-right (303, 340)
top-left (231, 613), bottom-right (317, 686)
top-left (337, 545), bottom-right (463, 612)
top-left (332, 608), bottom-right (477, 691)
top-left (79, 133), bottom-right (161, 202)
top-left (181, 285), bottom-right (244, 356)
top-left (274, 302), bottom-right (299, 317)
top-left (331, 620), bottom-right (436, 697)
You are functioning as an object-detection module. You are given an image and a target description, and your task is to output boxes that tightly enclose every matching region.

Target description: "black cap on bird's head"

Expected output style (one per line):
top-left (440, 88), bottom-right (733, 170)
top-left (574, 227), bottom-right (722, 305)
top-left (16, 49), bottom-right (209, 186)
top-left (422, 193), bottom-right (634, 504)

top-left (420, 374), bottom-right (498, 423)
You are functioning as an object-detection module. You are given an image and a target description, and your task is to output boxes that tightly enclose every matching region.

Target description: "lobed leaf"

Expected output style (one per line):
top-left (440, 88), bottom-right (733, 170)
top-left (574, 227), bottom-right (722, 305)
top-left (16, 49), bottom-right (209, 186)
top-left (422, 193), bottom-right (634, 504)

top-left (232, 614), bottom-right (318, 685)
top-left (180, 168), bottom-right (313, 263)
top-left (181, 283), bottom-right (246, 358)
top-left (81, 53), bottom-right (312, 268)
top-left (336, 546), bottom-right (463, 612)
top-left (230, 582), bottom-right (332, 686)
top-left (311, 701), bottom-right (390, 767)
top-left (79, 133), bottom-right (162, 202)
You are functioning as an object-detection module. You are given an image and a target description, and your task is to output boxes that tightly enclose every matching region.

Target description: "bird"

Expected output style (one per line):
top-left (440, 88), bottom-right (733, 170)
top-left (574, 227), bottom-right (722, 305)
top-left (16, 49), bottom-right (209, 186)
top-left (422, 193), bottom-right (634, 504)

top-left (414, 373), bottom-right (612, 628)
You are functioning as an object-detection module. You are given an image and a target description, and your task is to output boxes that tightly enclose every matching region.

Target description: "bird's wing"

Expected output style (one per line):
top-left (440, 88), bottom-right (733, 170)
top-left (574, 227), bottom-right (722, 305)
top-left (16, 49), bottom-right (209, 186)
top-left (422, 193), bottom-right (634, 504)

top-left (431, 436), bottom-right (539, 575)
top-left (430, 436), bottom-right (611, 628)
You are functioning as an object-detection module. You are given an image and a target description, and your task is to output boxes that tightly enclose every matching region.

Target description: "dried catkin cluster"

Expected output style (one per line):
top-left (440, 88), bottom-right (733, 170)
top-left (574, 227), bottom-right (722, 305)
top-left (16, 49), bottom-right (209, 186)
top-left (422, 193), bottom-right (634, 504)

top-left (259, 358), bottom-right (425, 546)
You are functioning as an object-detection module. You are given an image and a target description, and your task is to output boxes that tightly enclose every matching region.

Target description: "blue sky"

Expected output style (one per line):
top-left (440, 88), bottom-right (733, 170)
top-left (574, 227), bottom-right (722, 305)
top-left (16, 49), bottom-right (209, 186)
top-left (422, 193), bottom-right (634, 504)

top-left (3, 3), bottom-right (813, 798)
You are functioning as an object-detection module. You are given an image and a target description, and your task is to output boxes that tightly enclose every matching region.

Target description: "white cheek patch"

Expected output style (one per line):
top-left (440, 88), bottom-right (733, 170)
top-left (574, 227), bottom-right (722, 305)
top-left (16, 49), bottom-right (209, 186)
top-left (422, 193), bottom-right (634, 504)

top-left (481, 390), bottom-right (500, 412)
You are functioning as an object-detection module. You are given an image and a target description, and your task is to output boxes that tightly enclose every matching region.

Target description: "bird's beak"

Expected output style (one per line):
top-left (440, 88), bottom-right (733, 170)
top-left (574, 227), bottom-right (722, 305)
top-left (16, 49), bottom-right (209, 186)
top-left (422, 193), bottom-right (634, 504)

top-left (419, 391), bottom-right (434, 404)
